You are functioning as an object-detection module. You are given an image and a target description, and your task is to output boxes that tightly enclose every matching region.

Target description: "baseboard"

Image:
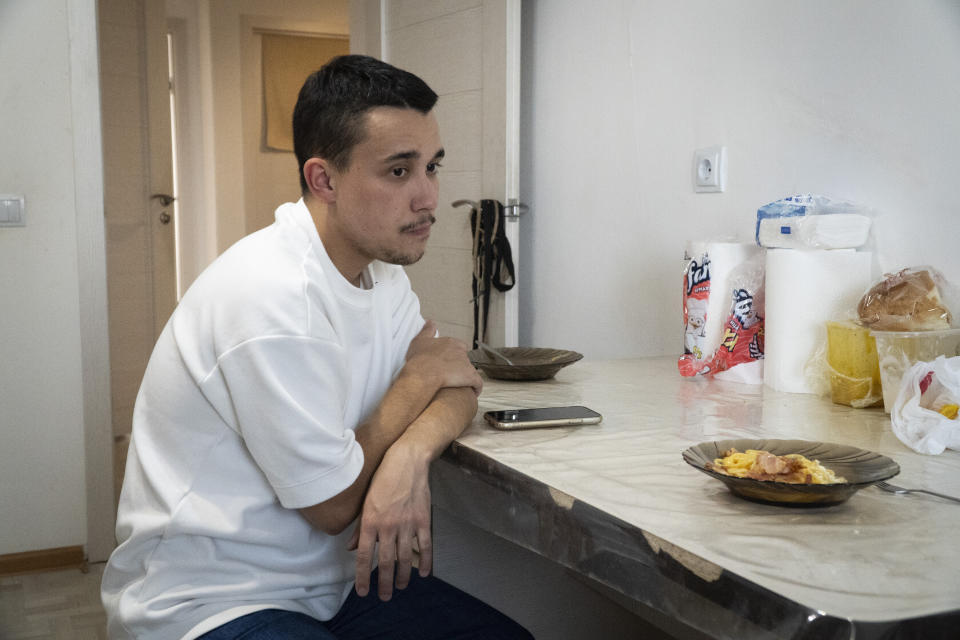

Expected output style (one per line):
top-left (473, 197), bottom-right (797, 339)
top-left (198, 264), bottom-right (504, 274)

top-left (0, 545), bottom-right (86, 576)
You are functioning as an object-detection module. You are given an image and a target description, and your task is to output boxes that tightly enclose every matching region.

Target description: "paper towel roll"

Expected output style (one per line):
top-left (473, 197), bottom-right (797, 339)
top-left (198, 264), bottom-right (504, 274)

top-left (763, 249), bottom-right (873, 393)
top-left (685, 241), bottom-right (762, 367)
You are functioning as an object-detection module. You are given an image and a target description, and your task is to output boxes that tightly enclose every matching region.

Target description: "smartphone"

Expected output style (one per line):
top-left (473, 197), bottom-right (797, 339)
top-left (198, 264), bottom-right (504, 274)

top-left (483, 406), bottom-right (602, 430)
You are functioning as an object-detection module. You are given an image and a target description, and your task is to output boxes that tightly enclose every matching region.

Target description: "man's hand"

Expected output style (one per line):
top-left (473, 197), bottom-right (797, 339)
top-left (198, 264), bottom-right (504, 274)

top-left (404, 321), bottom-right (482, 395)
top-left (349, 442), bottom-right (432, 600)
top-left (347, 385), bottom-right (476, 601)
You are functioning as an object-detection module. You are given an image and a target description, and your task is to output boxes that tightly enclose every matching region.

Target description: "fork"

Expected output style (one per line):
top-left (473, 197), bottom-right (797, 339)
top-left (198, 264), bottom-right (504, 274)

top-left (875, 481), bottom-right (960, 504)
top-left (476, 341), bottom-right (515, 366)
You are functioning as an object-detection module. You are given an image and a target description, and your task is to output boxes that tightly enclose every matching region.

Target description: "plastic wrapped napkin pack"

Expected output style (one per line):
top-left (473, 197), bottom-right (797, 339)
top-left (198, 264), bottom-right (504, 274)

top-left (755, 194), bottom-right (872, 250)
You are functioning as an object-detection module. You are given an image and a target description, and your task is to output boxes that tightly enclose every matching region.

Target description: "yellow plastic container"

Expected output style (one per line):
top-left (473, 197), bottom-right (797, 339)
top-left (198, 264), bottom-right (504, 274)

top-left (825, 321), bottom-right (883, 408)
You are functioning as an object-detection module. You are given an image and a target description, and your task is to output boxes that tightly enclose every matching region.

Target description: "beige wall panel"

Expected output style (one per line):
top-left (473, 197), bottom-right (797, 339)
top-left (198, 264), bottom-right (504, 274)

top-left (384, 0), bottom-right (510, 348)
top-left (434, 170), bottom-right (480, 250)
top-left (386, 0), bottom-right (480, 30)
top-left (435, 320), bottom-right (473, 345)
top-left (385, 7), bottom-right (482, 96)
top-left (405, 246), bottom-right (474, 330)
top-left (433, 90), bottom-right (482, 174)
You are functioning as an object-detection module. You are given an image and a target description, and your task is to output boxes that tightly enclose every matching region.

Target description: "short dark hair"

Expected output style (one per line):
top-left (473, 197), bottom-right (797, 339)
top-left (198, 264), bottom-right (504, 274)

top-left (293, 54), bottom-right (439, 193)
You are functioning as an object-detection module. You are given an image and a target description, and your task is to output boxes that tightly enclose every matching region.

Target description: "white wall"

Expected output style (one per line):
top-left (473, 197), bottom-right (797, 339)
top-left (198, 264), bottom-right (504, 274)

top-left (519, 0), bottom-right (960, 360)
top-left (0, 0), bottom-right (108, 556)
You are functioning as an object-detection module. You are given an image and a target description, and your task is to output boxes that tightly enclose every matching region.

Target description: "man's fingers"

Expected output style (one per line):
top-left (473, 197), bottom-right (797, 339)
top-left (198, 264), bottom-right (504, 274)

top-left (377, 540), bottom-right (397, 601)
top-left (419, 319), bottom-right (438, 338)
top-left (406, 320), bottom-right (440, 361)
top-left (470, 370), bottom-right (484, 396)
top-left (395, 531), bottom-right (414, 590)
top-left (346, 522), bottom-right (360, 551)
top-left (417, 526), bottom-right (433, 577)
top-left (353, 528), bottom-right (377, 597)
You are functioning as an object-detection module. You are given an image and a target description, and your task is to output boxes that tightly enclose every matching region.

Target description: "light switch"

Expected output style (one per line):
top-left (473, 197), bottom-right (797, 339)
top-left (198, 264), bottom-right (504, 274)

top-left (0, 195), bottom-right (25, 226)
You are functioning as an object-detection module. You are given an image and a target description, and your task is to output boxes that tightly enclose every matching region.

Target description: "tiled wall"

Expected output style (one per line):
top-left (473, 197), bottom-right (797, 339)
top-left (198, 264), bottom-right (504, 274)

top-left (385, 2), bottom-right (485, 346)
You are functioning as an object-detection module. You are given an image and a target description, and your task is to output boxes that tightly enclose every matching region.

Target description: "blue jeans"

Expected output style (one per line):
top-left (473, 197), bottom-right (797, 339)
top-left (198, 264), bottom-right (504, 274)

top-left (197, 568), bottom-right (533, 639)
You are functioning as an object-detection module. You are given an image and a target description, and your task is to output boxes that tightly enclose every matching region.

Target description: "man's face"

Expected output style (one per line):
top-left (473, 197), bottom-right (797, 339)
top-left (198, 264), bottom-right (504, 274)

top-left (326, 107), bottom-right (443, 272)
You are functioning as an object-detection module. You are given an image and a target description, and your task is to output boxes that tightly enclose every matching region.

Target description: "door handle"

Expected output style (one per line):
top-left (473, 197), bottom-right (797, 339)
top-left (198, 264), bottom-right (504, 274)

top-left (151, 193), bottom-right (176, 207)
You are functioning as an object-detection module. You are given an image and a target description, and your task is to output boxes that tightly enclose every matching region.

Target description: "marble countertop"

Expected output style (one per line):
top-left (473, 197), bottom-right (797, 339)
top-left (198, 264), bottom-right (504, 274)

top-left (434, 356), bottom-right (960, 638)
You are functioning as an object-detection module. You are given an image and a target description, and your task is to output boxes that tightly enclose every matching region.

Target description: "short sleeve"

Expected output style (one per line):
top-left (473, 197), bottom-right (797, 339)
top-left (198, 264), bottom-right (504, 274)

top-left (213, 335), bottom-right (364, 509)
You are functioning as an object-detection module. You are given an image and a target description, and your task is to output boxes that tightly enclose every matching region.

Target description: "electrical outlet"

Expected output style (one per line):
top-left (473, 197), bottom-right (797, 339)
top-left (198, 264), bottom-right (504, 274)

top-left (693, 146), bottom-right (726, 193)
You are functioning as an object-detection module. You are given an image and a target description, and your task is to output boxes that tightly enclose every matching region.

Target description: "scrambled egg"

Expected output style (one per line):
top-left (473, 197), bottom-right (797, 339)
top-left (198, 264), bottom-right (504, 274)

top-left (710, 448), bottom-right (846, 485)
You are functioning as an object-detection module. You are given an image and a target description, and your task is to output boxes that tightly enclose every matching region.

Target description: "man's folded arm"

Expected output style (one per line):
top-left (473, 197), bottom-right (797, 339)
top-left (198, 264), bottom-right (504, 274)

top-left (298, 366), bottom-right (441, 535)
top-left (298, 321), bottom-right (481, 535)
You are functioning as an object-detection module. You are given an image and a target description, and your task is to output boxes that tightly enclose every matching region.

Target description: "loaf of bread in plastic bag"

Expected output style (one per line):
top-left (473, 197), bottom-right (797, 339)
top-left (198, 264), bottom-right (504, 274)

top-left (857, 267), bottom-right (952, 331)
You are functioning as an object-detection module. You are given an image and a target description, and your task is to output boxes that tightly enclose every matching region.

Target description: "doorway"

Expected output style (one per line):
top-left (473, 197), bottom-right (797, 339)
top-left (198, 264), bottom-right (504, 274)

top-left (98, 0), bottom-right (352, 512)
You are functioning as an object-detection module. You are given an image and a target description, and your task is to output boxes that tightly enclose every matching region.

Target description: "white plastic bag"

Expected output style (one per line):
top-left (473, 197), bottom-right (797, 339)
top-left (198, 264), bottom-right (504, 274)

top-left (890, 355), bottom-right (960, 455)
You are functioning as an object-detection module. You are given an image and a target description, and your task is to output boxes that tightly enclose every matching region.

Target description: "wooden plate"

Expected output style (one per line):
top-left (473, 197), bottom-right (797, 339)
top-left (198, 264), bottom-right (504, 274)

top-left (468, 347), bottom-right (583, 381)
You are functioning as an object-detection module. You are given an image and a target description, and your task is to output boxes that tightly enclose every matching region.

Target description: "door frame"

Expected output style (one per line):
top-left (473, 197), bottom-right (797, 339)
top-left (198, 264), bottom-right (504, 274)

top-left (146, 0), bottom-right (179, 330)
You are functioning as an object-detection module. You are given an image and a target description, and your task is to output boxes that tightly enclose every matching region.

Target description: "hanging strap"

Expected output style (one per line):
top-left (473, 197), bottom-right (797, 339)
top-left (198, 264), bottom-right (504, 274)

top-left (466, 199), bottom-right (515, 348)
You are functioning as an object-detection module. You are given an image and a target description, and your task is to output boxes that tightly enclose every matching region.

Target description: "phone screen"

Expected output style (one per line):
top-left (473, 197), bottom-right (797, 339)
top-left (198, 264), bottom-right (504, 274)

top-left (484, 405), bottom-right (602, 430)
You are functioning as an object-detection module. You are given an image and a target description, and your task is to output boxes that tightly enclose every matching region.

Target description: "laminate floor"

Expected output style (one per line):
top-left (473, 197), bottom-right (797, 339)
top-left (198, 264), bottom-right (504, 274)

top-left (0, 563), bottom-right (107, 640)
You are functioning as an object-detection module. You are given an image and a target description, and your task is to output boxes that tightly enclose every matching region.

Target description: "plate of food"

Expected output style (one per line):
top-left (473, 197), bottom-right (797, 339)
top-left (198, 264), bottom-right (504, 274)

top-left (682, 439), bottom-right (900, 506)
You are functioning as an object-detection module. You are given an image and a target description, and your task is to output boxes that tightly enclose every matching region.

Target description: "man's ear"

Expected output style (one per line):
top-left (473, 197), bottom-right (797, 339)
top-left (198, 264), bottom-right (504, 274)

top-left (303, 158), bottom-right (337, 204)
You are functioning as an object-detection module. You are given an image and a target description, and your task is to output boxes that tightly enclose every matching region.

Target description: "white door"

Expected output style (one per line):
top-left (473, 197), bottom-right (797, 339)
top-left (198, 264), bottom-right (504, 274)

top-left (145, 0), bottom-right (178, 326)
top-left (350, 0), bottom-right (522, 348)
top-left (100, 0), bottom-right (177, 510)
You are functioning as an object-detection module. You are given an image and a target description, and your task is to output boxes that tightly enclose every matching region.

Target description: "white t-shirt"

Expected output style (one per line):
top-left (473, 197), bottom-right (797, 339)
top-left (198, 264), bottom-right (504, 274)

top-left (101, 199), bottom-right (424, 640)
